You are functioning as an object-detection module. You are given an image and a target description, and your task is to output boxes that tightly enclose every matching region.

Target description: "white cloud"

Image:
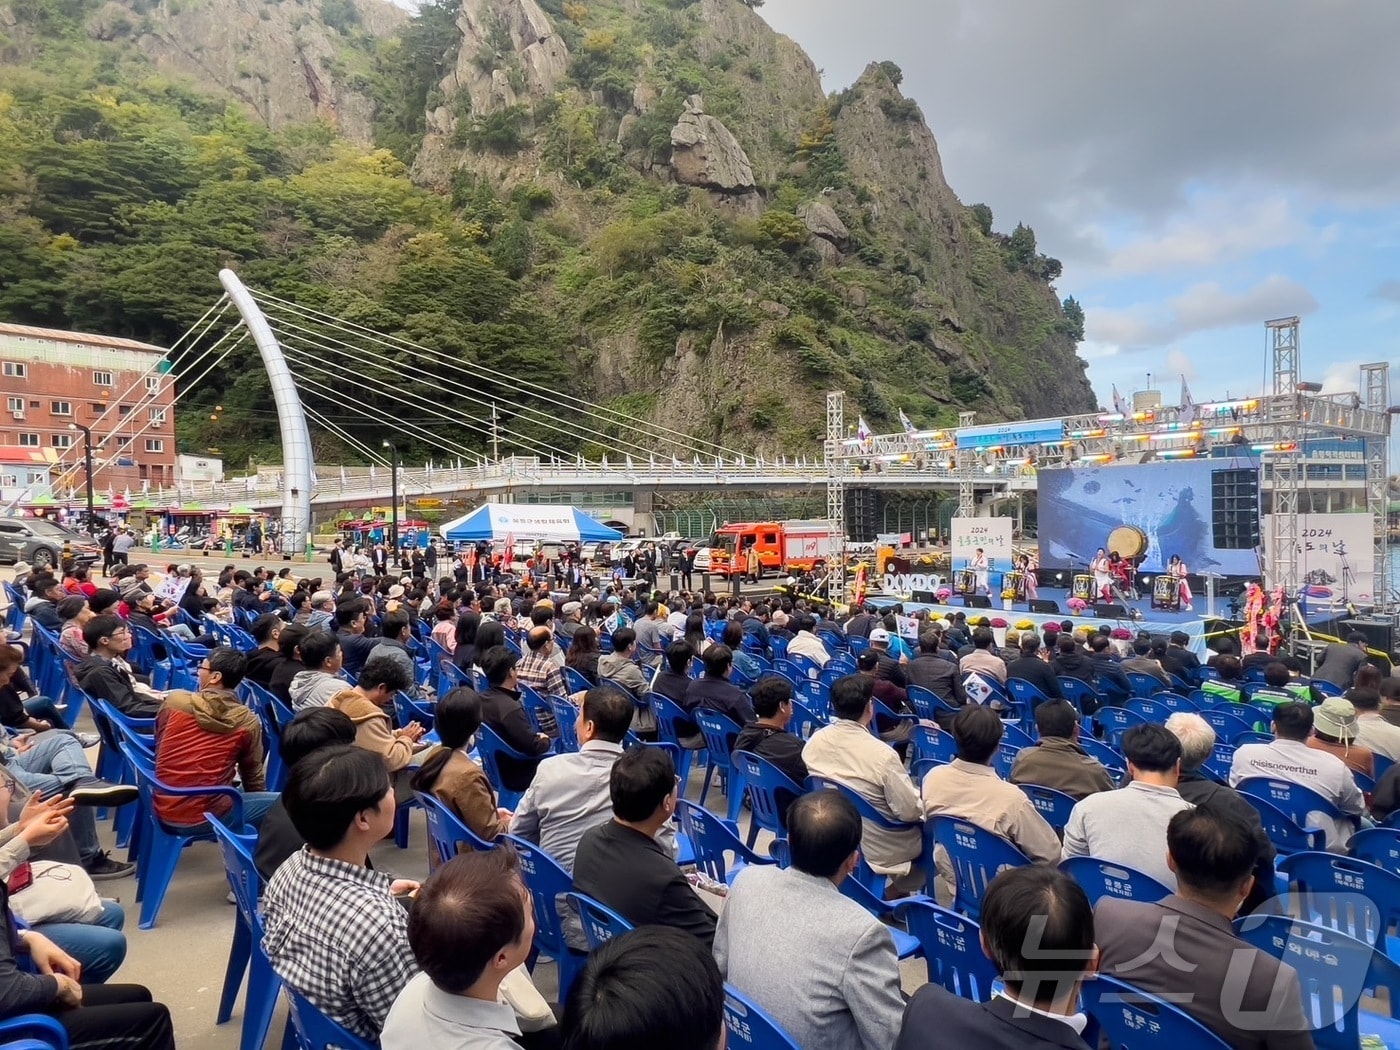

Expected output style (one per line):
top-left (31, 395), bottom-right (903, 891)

top-left (1374, 280), bottom-right (1400, 302)
top-left (1165, 349), bottom-right (1197, 383)
top-left (1103, 197), bottom-right (1311, 276)
top-left (1085, 275), bottom-right (1318, 351)
top-left (1320, 359), bottom-right (1368, 395)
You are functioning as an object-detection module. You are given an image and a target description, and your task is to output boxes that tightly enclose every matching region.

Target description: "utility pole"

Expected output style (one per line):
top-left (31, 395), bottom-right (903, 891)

top-left (67, 422), bottom-right (96, 533)
top-left (490, 403), bottom-right (501, 464)
top-left (382, 440), bottom-right (399, 554)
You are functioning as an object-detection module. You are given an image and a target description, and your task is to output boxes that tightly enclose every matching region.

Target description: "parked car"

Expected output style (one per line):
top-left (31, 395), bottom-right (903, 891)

top-left (0, 517), bottom-right (100, 569)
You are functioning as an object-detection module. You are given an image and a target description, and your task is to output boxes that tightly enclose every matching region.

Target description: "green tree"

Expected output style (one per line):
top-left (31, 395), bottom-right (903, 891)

top-left (969, 203), bottom-right (993, 236)
top-left (1007, 222), bottom-right (1037, 269)
top-left (1061, 296), bottom-right (1085, 341)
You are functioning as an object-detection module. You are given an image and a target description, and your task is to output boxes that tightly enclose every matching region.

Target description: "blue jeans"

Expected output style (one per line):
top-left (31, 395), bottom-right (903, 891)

top-left (8, 732), bottom-right (103, 865)
top-left (35, 899), bottom-right (126, 984)
top-left (165, 791), bottom-right (279, 835)
top-left (23, 696), bottom-right (69, 730)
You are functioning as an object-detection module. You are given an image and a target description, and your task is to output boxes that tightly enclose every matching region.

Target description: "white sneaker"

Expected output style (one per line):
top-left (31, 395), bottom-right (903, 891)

top-left (76, 732), bottom-right (101, 749)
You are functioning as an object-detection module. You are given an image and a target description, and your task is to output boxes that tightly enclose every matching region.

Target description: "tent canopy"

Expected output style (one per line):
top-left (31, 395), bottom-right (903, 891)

top-left (439, 502), bottom-right (623, 544)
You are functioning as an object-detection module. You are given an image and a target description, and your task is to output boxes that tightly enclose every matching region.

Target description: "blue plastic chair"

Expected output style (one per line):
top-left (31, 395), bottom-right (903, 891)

top-left (913, 724), bottom-right (958, 767)
top-left (1001, 722), bottom-right (1035, 749)
top-left (1057, 676), bottom-right (1103, 713)
top-left (1151, 690), bottom-right (1199, 715)
top-left (1007, 677), bottom-right (1055, 712)
top-left (1018, 784), bottom-right (1078, 833)
top-left (473, 725), bottom-right (536, 811)
top-left (1200, 741), bottom-right (1236, 784)
top-left (675, 798), bottom-right (773, 885)
top-left (1236, 790), bottom-right (1327, 855)
top-left (786, 699), bottom-right (826, 742)
top-left (417, 792), bottom-right (498, 864)
top-left (992, 741), bottom-right (1019, 779)
top-left (1350, 828), bottom-right (1400, 877)
top-left (564, 891), bottom-right (634, 950)
top-left (808, 776), bottom-right (922, 895)
top-left (499, 834), bottom-right (585, 999)
top-left (906, 684), bottom-right (962, 724)
top-left (1234, 914), bottom-right (1400, 1050)
top-left (562, 666), bottom-right (592, 694)
top-left (649, 693), bottom-right (705, 785)
top-left (1060, 856), bottom-right (1171, 907)
top-left (119, 740), bottom-right (245, 929)
top-left (0, 1015), bottom-right (68, 1049)
top-left (1094, 705), bottom-right (1147, 747)
top-left (1201, 708), bottom-right (1259, 744)
top-left (899, 900), bottom-right (1000, 1003)
top-left (1276, 851), bottom-right (1400, 950)
top-left (722, 983), bottom-right (802, 1050)
top-left (208, 814), bottom-right (281, 1050)
top-left (392, 690), bottom-right (435, 733)
top-left (546, 695), bottom-right (581, 754)
top-left (284, 987), bottom-right (375, 1050)
top-left (1125, 696), bottom-right (1173, 723)
top-left (926, 816), bottom-right (1032, 921)
top-left (1077, 735), bottom-right (1126, 779)
top-left (1081, 973), bottom-right (1232, 1049)
top-left (1125, 671), bottom-right (1168, 699)
top-left (694, 708), bottom-right (745, 821)
top-left (1236, 777), bottom-right (1356, 842)
top-left (732, 750), bottom-right (804, 847)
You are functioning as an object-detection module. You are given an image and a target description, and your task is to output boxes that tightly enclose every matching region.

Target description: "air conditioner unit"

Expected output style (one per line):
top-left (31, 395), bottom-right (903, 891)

top-left (10, 410), bottom-right (23, 420)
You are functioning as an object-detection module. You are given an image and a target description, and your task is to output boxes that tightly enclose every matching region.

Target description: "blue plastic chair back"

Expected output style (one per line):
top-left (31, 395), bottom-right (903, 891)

top-left (417, 791), bottom-right (498, 864)
top-left (722, 984), bottom-right (802, 1050)
top-left (992, 741), bottom-right (1019, 779)
top-left (209, 813), bottom-right (284, 1050)
top-left (1350, 828), bottom-right (1400, 877)
top-left (1201, 708), bottom-right (1258, 744)
top-left (548, 695), bottom-right (581, 753)
top-left (900, 900), bottom-right (999, 1002)
top-left (1057, 676), bottom-right (1102, 712)
top-left (1237, 777), bottom-right (1351, 834)
top-left (786, 699), bottom-right (826, 742)
top-left (1234, 914), bottom-right (1400, 1050)
top-left (562, 666), bottom-right (592, 694)
top-left (913, 724), bottom-right (957, 766)
top-left (807, 776), bottom-right (921, 834)
top-left (1081, 973), bottom-right (1232, 1049)
top-left (1125, 696), bottom-right (1172, 723)
top-left (1200, 741), bottom-right (1235, 784)
top-left (284, 988), bottom-right (375, 1050)
top-left (732, 750), bottom-right (804, 845)
top-left (1060, 856), bottom-right (1171, 907)
top-left (647, 692), bottom-right (702, 782)
top-left (498, 834), bottom-right (583, 998)
top-left (392, 690), bottom-right (435, 732)
top-left (675, 798), bottom-right (772, 884)
top-left (1276, 851), bottom-right (1400, 948)
top-left (1236, 791), bottom-right (1327, 855)
top-left (0, 1014), bottom-right (68, 1049)
top-left (1007, 677), bottom-right (1053, 711)
top-left (1018, 784), bottom-right (1078, 833)
top-left (926, 816), bottom-right (1032, 920)
top-left (1094, 705), bottom-right (1147, 746)
top-left (564, 891), bottom-right (634, 950)
top-left (906, 684), bottom-right (960, 722)
top-left (694, 708), bottom-right (745, 820)
top-left (473, 725), bottom-right (532, 811)
top-left (1126, 671), bottom-right (1166, 699)
top-left (1078, 735), bottom-right (1126, 778)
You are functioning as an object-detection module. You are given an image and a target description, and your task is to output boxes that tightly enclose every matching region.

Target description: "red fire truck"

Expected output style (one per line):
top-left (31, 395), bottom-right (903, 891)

top-left (708, 520), bottom-right (833, 578)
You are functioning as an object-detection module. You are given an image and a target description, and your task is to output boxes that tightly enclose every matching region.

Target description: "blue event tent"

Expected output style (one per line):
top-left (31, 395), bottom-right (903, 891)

top-left (438, 502), bottom-right (623, 544)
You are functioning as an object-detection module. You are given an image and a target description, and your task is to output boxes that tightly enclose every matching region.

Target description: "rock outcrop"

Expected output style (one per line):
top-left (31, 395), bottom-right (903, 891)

top-left (669, 95), bottom-right (755, 193)
top-left (449, 0), bottom-right (569, 117)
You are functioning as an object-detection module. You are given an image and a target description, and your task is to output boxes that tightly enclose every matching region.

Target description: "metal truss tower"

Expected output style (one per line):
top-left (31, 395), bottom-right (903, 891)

top-left (1361, 362), bottom-right (1391, 604)
top-left (825, 391), bottom-right (847, 603)
top-left (1265, 317), bottom-right (1302, 597)
top-left (955, 411), bottom-right (977, 518)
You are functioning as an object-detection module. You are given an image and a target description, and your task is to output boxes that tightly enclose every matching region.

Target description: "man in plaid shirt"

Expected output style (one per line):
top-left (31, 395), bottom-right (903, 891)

top-left (516, 627), bottom-right (568, 734)
top-left (261, 745), bottom-right (420, 1039)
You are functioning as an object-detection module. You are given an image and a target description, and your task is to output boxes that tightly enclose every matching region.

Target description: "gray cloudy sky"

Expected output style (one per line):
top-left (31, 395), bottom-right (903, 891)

top-left (758, 0), bottom-right (1400, 406)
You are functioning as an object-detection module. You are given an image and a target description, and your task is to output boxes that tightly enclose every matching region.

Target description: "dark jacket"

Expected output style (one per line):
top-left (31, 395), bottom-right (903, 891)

top-left (1006, 656), bottom-right (1064, 702)
top-left (336, 630), bottom-right (378, 677)
top-left (873, 650), bottom-right (908, 689)
top-left (254, 799), bottom-right (303, 883)
top-left (0, 882), bottom-right (61, 1020)
top-left (267, 657), bottom-right (303, 706)
top-left (1089, 652), bottom-right (1131, 699)
top-left (683, 676), bottom-right (755, 727)
top-left (24, 601), bottom-right (61, 632)
top-left (1312, 643), bottom-right (1368, 689)
top-left (0, 669), bottom-right (38, 730)
top-left (844, 612), bottom-right (875, 639)
top-left (1160, 645), bottom-right (1201, 684)
top-left (478, 684), bottom-right (550, 792)
top-left (76, 655), bottom-right (161, 719)
top-left (896, 984), bottom-right (1090, 1050)
top-left (906, 653), bottom-right (965, 704)
top-left (242, 647), bottom-right (284, 688)
top-left (732, 722), bottom-right (808, 795)
top-left (1052, 649), bottom-right (1097, 685)
top-left (573, 821), bottom-right (717, 948)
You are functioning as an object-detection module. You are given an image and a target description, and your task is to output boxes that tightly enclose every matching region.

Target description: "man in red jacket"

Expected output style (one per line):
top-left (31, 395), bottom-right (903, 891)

top-left (154, 647), bottom-right (277, 830)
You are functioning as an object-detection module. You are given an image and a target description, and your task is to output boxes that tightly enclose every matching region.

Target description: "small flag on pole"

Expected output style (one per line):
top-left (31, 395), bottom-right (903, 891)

top-left (857, 417), bottom-right (872, 442)
top-left (898, 409), bottom-right (917, 436)
top-left (1111, 385), bottom-right (1130, 417)
top-left (1179, 376), bottom-right (1197, 426)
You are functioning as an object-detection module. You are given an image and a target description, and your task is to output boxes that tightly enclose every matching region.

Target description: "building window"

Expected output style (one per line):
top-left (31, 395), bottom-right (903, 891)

top-left (5, 397), bottom-right (21, 414)
top-left (92, 371), bottom-right (113, 386)
top-left (50, 401), bottom-right (72, 416)
top-left (89, 403), bottom-right (103, 415)
top-left (17, 433), bottom-right (40, 447)
top-left (0, 475), bottom-right (15, 488)
top-left (144, 438), bottom-right (164, 453)
top-left (145, 376), bottom-right (160, 394)
top-left (2, 362), bottom-right (27, 378)
top-left (52, 434), bottom-right (74, 449)
top-left (118, 404), bottom-right (131, 415)
top-left (148, 408), bottom-right (166, 426)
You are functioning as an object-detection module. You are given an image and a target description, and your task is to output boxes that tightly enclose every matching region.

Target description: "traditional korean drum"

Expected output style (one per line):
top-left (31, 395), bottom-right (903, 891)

top-left (1072, 575), bottom-right (1094, 600)
top-left (1152, 574), bottom-right (1179, 611)
top-left (955, 570), bottom-right (976, 594)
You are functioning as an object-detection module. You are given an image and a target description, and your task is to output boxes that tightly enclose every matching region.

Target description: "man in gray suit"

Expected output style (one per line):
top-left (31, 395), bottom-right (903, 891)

top-left (714, 790), bottom-right (905, 1050)
top-left (1094, 807), bottom-right (1314, 1049)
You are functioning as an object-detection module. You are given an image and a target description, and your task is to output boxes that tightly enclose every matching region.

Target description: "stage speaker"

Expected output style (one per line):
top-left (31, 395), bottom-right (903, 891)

top-left (1029, 599), bottom-right (1061, 615)
top-left (911, 591), bottom-right (938, 604)
top-left (1211, 468), bottom-right (1261, 549)
top-left (963, 595), bottom-right (992, 608)
top-left (1093, 603), bottom-right (1129, 618)
top-left (1343, 618), bottom-right (1396, 657)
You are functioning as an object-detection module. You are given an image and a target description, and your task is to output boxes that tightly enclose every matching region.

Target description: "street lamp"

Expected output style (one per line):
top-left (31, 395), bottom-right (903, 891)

top-left (382, 440), bottom-right (399, 554)
top-left (67, 422), bottom-right (95, 534)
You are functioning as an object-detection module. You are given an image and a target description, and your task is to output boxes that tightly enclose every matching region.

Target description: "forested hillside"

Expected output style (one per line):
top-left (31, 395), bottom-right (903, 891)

top-left (0, 0), bottom-right (1095, 466)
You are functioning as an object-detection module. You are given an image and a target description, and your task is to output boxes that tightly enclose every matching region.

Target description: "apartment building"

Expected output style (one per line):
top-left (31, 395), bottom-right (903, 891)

top-left (0, 322), bottom-right (176, 499)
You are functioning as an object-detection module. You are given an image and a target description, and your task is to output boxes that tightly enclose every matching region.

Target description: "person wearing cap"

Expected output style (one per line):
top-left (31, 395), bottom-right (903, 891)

top-left (866, 627), bottom-right (909, 682)
top-left (1306, 697), bottom-right (1374, 778)
top-left (1230, 701), bottom-right (1364, 851)
top-left (558, 601), bottom-right (584, 640)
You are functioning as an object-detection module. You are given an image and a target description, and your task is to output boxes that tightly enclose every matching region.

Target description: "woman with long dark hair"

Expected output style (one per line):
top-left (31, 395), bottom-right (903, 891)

top-left (410, 687), bottom-right (509, 854)
top-left (451, 610), bottom-right (482, 671)
top-left (565, 626), bottom-right (601, 685)
top-left (683, 612), bottom-right (711, 656)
